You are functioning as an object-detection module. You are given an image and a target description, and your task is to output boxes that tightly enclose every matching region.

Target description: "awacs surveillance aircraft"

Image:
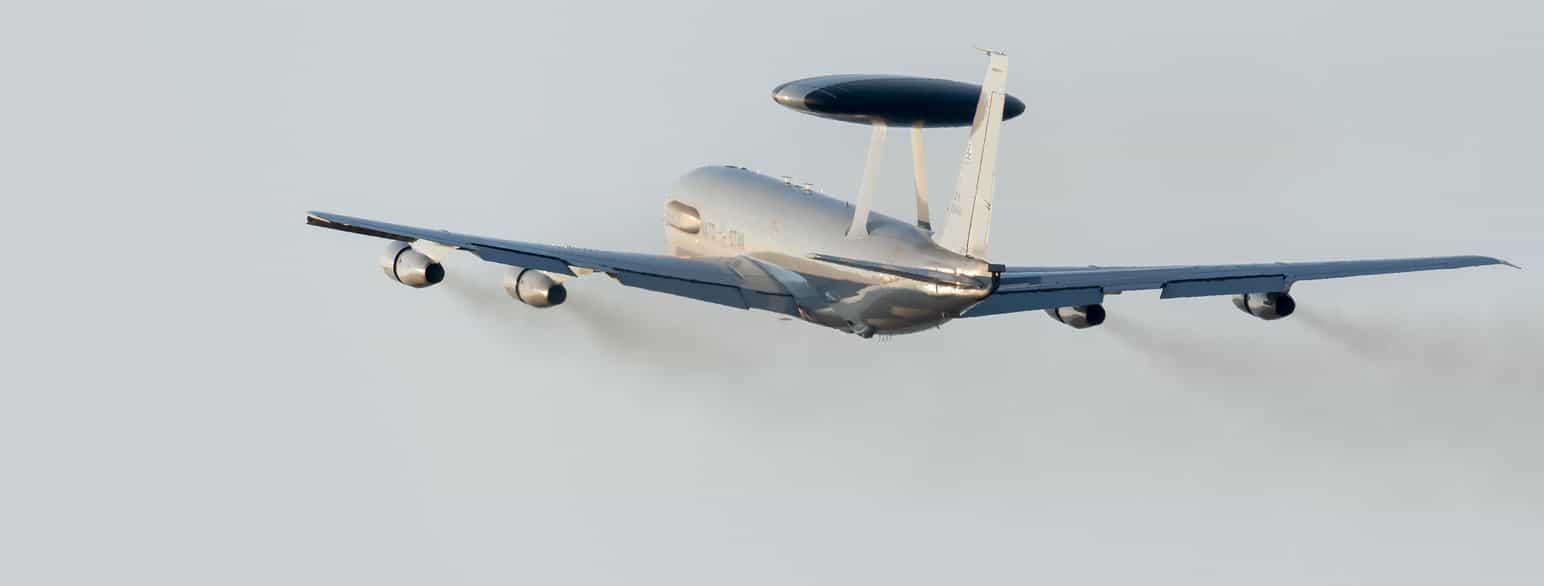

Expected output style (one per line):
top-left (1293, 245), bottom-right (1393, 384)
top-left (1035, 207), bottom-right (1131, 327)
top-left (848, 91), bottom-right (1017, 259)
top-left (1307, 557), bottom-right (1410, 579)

top-left (308, 51), bottom-right (1514, 338)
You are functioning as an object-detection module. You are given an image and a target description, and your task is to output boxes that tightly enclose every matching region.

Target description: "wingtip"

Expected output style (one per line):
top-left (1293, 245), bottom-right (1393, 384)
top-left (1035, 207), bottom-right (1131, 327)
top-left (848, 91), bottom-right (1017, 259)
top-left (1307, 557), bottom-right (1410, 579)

top-left (305, 211), bottom-right (350, 227)
top-left (1484, 256), bottom-right (1521, 270)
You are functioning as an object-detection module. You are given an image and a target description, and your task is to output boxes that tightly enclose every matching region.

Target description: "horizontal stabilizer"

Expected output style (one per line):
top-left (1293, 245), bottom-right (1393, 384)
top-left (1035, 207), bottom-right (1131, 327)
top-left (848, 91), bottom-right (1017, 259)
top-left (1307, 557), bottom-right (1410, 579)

top-left (810, 253), bottom-right (988, 288)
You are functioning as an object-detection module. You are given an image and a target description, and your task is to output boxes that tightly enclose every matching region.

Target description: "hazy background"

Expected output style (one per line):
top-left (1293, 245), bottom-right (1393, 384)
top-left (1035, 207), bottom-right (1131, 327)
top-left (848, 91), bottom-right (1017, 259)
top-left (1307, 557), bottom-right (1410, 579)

top-left (3, 1), bottom-right (1541, 584)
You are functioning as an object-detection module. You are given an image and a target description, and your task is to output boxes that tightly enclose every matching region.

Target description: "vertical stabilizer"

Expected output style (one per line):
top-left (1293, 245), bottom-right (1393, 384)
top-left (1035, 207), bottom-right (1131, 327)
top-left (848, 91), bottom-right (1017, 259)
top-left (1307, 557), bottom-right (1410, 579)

top-left (933, 51), bottom-right (1008, 259)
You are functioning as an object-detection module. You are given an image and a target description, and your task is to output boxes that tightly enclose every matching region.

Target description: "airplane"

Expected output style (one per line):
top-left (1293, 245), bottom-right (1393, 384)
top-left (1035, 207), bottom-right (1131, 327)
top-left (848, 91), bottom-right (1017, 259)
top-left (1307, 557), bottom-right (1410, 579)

top-left (306, 51), bottom-right (1515, 339)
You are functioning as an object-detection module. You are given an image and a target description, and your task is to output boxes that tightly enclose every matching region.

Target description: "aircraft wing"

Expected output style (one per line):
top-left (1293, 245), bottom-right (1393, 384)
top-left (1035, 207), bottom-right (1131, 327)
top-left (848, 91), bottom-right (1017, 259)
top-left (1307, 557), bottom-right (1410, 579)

top-left (965, 255), bottom-right (1516, 317)
top-left (306, 211), bottom-right (799, 315)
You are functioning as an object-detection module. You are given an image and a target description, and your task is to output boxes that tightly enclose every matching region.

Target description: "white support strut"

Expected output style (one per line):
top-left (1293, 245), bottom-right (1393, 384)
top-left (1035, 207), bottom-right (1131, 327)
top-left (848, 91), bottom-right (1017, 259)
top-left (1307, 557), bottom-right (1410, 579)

top-left (847, 120), bottom-right (887, 239)
top-left (910, 124), bottom-right (931, 231)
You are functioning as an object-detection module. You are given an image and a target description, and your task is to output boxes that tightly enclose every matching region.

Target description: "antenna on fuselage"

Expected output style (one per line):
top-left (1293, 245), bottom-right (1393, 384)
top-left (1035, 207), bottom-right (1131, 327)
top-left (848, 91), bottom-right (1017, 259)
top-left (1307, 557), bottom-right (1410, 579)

top-left (770, 52), bottom-right (1026, 239)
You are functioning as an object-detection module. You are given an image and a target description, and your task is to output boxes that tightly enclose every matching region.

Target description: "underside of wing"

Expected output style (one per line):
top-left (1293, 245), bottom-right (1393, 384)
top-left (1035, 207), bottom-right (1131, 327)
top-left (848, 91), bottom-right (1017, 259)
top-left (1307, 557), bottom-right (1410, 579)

top-left (306, 211), bottom-right (800, 315)
top-left (966, 255), bottom-right (1516, 318)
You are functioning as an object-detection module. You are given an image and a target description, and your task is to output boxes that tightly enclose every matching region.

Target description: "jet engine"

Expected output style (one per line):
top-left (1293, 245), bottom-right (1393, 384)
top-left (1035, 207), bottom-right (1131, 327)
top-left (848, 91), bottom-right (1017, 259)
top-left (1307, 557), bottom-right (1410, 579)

top-left (1233, 292), bottom-right (1296, 320)
top-left (1046, 304), bottom-right (1106, 329)
top-left (380, 241), bottom-right (444, 288)
top-left (504, 268), bottom-right (567, 308)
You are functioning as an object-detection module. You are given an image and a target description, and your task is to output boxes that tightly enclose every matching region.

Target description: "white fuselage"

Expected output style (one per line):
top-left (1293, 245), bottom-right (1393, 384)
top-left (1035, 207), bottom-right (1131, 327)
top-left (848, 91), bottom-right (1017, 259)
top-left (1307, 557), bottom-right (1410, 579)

top-left (664, 165), bottom-right (991, 336)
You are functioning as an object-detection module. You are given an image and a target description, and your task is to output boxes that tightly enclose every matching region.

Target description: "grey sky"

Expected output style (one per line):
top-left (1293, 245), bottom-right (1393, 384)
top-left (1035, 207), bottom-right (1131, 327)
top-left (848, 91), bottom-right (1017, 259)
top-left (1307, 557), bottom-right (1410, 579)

top-left (3, 1), bottom-right (1541, 584)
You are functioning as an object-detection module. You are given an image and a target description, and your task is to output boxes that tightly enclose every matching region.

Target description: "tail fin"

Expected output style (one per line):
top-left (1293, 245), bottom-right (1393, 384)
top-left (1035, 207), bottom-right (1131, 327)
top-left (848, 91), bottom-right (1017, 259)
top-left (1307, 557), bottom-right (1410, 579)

top-left (933, 51), bottom-right (1008, 260)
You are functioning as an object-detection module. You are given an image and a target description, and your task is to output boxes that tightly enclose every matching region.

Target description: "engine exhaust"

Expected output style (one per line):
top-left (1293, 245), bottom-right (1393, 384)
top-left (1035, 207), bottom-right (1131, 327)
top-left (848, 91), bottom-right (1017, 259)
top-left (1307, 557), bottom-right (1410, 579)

top-left (504, 268), bottom-right (567, 308)
top-left (1233, 292), bottom-right (1295, 320)
top-left (1046, 304), bottom-right (1106, 329)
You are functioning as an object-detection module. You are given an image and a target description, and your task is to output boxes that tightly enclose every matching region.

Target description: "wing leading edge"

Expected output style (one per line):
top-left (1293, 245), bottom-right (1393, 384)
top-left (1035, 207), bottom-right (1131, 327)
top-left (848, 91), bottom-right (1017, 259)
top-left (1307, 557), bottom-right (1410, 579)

top-left (965, 255), bottom-right (1516, 317)
top-left (306, 211), bottom-right (799, 315)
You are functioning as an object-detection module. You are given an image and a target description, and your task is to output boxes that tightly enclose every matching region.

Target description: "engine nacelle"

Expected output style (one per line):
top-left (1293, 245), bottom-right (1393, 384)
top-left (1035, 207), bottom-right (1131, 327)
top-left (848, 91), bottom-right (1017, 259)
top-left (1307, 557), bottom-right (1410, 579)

top-left (1045, 304), bottom-right (1106, 329)
top-left (1233, 292), bottom-right (1296, 320)
top-left (380, 241), bottom-right (444, 288)
top-left (504, 268), bottom-right (567, 308)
